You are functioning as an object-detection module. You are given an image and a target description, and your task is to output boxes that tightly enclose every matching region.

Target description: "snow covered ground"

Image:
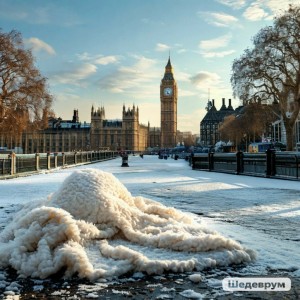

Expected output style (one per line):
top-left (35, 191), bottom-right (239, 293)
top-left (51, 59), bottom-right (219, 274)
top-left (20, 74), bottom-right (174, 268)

top-left (0, 155), bottom-right (299, 298)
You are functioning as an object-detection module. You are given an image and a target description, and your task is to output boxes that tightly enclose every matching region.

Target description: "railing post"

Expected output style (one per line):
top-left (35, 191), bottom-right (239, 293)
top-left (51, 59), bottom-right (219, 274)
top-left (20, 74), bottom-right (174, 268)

top-left (74, 152), bottom-right (77, 165)
top-left (9, 152), bottom-right (16, 175)
top-left (295, 155), bottom-right (298, 179)
top-left (266, 149), bottom-right (276, 177)
top-left (236, 151), bottom-right (244, 174)
top-left (47, 153), bottom-right (51, 170)
top-left (54, 153), bottom-right (58, 168)
top-left (208, 152), bottom-right (214, 171)
top-left (191, 155), bottom-right (196, 169)
top-left (62, 152), bottom-right (65, 166)
top-left (35, 153), bottom-right (40, 171)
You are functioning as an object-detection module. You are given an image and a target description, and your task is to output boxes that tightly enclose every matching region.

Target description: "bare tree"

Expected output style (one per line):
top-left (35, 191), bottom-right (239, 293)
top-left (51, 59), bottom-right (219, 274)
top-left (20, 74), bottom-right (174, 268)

top-left (219, 102), bottom-right (277, 150)
top-left (0, 29), bottom-right (53, 148)
top-left (231, 5), bottom-right (300, 151)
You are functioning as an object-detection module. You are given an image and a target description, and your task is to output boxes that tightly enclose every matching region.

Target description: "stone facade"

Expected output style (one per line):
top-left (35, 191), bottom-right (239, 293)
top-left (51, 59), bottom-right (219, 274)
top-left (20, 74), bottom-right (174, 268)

top-left (200, 98), bottom-right (235, 146)
top-left (21, 110), bottom-right (91, 153)
top-left (1, 58), bottom-right (181, 154)
top-left (160, 57), bottom-right (178, 148)
top-left (90, 105), bottom-right (149, 151)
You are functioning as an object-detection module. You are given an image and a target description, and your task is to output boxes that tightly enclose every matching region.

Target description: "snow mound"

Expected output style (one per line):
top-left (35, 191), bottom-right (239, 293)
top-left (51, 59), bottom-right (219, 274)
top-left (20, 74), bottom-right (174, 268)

top-left (0, 169), bottom-right (256, 280)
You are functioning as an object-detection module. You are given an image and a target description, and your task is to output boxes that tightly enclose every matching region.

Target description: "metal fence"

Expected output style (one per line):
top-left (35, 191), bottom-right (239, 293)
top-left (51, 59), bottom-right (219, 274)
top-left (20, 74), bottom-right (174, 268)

top-left (0, 151), bottom-right (118, 178)
top-left (191, 150), bottom-right (300, 180)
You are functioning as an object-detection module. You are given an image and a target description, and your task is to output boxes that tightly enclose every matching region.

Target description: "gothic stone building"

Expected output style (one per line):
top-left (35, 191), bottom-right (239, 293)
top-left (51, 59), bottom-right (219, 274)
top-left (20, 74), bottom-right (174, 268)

top-left (160, 57), bottom-right (178, 148)
top-left (200, 98), bottom-right (234, 146)
top-left (90, 57), bottom-right (179, 151)
top-left (21, 110), bottom-right (91, 154)
top-left (1, 58), bottom-right (181, 154)
top-left (90, 104), bottom-right (150, 151)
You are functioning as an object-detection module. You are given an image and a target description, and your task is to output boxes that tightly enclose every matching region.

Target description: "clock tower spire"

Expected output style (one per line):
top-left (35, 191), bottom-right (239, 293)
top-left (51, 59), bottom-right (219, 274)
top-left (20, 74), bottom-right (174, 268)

top-left (160, 56), bottom-right (178, 148)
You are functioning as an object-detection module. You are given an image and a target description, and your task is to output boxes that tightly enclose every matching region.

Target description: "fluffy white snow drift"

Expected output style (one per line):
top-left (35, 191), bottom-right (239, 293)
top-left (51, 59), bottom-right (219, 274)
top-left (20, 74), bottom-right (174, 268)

top-left (0, 169), bottom-right (256, 280)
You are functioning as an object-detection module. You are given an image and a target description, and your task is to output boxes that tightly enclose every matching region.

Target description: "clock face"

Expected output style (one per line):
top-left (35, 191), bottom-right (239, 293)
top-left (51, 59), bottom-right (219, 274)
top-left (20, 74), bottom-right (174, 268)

top-left (164, 87), bottom-right (173, 96)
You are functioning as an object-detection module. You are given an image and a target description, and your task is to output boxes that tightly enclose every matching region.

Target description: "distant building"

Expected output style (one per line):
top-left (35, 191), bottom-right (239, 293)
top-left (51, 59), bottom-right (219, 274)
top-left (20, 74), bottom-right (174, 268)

top-left (90, 105), bottom-right (149, 151)
top-left (272, 117), bottom-right (300, 147)
top-left (22, 110), bottom-right (91, 153)
top-left (200, 98), bottom-right (235, 146)
top-left (160, 57), bottom-right (178, 148)
top-left (0, 58), bottom-right (186, 153)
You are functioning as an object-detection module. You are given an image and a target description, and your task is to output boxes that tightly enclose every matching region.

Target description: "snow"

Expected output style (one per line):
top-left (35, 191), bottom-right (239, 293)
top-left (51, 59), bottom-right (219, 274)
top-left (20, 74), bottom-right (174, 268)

top-left (188, 273), bottom-right (203, 283)
top-left (179, 289), bottom-right (204, 299)
top-left (0, 155), bottom-right (299, 294)
top-left (0, 167), bottom-right (255, 280)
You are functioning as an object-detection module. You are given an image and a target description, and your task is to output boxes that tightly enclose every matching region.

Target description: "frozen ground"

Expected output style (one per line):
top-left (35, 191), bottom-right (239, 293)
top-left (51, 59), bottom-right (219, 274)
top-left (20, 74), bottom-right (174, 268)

top-left (0, 155), bottom-right (299, 299)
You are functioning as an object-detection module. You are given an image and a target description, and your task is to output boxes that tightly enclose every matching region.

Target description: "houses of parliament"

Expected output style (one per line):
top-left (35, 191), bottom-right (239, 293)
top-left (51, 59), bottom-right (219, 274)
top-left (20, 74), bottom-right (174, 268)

top-left (14, 58), bottom-right (186, 154)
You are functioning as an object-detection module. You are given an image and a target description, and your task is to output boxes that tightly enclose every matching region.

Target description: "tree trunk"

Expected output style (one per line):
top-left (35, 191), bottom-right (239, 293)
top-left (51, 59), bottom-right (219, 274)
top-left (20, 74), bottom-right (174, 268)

top-left (284, 119), bottom-right (295, 151)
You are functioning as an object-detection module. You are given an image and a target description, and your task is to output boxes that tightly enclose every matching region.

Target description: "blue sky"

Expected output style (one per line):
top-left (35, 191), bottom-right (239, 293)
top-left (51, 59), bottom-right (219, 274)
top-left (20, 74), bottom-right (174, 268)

top-left (0, 0), bottom-right (298, 134)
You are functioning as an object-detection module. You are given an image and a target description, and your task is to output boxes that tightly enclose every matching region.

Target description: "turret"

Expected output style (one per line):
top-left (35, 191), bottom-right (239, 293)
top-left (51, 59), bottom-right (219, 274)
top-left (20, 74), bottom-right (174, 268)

top-left (228, 99), bottom-right (233, 110)
top-left (91, 106), bottom-right (105, 130)
top-left (162, 56), bottom-right (174, 81)
top-left (72, 109), bottom-right (79, 123)
top-left (220, 98), bottom-right (226, 110)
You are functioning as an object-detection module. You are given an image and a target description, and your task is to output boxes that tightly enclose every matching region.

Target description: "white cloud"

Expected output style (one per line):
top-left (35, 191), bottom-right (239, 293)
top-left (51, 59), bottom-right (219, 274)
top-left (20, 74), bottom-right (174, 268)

top-left (199, 34), bottom-right (232, 50)
top-left (200, 11), bottom-right (239, 27)
top-left (98, 56), bottom-right (159, 93)
top-left (155, 43), bottom-right (170, 52)
top-left (211, 12), bottom-right (239, 27)
top-left (202, 49), bottom-right (236, 58)
top-left (132, 55), bottom-right (157, 70)
top-left (242, 0), bottom-right (298, 22)
top-left (95, 56), bottom-right (119, 65)
top-left (190, 71), bottom-right (222, 90)
top-left (177, 48), bottom-right (187, 54)
top-left (216, 0), bottom-right (246, 9)
top-left (77, 53), bottom-right (120, 65)
top-left (243, 2), bottom-right (269, 21)
top-left (52, 63), bottom-right (97, 86)
top-left (25, 37), bottom-right (56, 55)
top-left (266, 0), bottom-right (299, 13)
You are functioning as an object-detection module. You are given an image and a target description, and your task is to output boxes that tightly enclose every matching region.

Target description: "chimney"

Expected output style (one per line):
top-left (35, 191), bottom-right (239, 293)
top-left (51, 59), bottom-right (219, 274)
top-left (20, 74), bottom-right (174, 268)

top-left (221, 98), bottom-right (226, 109)
top-left (72, 109), bottom-right (79, 123)
top-left (228, 98), bottom-right (233, 110)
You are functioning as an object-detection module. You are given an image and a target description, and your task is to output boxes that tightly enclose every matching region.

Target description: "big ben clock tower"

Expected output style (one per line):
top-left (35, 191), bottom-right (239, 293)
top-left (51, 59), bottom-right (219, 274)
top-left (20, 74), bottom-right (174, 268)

top-left (160, 56), bottom-right (178, 148)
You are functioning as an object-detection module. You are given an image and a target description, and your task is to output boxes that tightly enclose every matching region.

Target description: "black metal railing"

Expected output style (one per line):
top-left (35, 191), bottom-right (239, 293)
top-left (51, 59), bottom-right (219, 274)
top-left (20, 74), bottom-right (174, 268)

top-left (0, 151), bottom-right (119, 178)
top-left (191, 150), bottom-right (300, 180)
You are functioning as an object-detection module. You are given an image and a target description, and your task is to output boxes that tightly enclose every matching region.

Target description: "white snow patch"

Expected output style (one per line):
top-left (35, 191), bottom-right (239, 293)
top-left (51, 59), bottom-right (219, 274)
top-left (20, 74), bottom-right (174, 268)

top-left (32, 285), bottom-right (44, 291)
top-left (180, 289), bottom-right (204, 299)
top-left (189, 273), bottom-right (203, 283)
top-left (78, 283), bottom-right (108, 292)
top-left (132, 271), bottom-right (145, 278)
top-left (147, 283), bottom-right (163, 288)
top-left (51, 290), bottom-right (68, 296)
top-left (86, 292), bottom-right (99, 298)
top-left (206, 278), bottom-right (222, 288)
top-left (156, 294), bottom-right (173, 299)
top-left (112, 289), bottom-right (131, 295)
top-left (161, 287), bottom-right (176, 292)
top-left (0, 169), bottom-right (255, 280)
